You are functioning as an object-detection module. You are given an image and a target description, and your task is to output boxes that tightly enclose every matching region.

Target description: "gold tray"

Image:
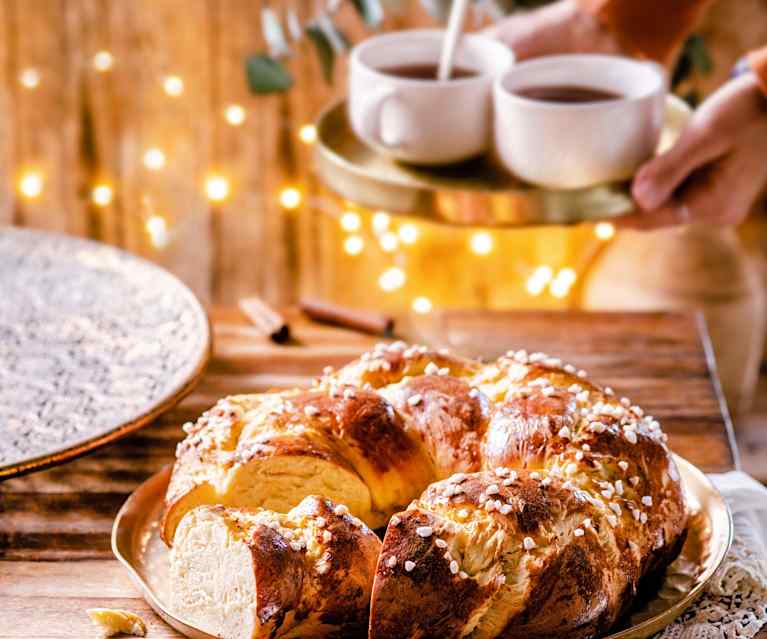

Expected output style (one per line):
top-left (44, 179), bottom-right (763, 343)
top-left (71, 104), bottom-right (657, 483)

top-left (313, 96), bottom-right (691, 227)
top-left (113, 454), bottom-right (731, 639)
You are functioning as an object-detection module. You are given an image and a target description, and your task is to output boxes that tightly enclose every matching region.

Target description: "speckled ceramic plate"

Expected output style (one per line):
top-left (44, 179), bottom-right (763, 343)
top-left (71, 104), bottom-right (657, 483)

top-left (113, 454), bottom-right (732, 639)
top-left (0, 227), bottom-right (210, 479)
top-left (314, 95), bottom-right (691, 227)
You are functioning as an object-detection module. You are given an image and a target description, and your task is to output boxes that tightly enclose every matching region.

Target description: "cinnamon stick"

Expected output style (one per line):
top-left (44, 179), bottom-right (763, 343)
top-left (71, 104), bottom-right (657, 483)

top-left (238, 296), bottom-right (291, 343)
top-left (299, 298), bottom-right (394, 336)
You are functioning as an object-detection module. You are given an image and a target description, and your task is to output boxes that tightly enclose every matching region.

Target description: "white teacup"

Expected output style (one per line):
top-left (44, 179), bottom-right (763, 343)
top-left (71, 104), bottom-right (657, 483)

top-left (349, 29), bottom-right (514, 166)
top-left (494, 54), bottom-right (667, 189)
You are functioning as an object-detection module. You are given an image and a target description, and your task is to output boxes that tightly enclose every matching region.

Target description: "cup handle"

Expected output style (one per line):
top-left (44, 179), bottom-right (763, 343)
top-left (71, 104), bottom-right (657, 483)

top-left (358, 88), bottom-right (409, 149)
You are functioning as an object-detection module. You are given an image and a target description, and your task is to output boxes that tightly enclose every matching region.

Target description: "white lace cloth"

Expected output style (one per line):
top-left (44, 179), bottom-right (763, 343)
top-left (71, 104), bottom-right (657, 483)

top-left (656, 472), bottom-right (767, 639)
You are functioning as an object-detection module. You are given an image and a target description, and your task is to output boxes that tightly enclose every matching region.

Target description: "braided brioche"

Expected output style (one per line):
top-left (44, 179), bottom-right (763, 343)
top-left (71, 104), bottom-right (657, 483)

top-left (164, 342), bottom-right (686, 639)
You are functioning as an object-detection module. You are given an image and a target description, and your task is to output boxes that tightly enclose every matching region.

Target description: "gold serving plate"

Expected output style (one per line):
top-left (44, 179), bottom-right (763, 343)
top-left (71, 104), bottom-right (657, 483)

top-left (313, 96), bottom-right (691, 227)
top-left (113, 454), bottom-right (731, 639)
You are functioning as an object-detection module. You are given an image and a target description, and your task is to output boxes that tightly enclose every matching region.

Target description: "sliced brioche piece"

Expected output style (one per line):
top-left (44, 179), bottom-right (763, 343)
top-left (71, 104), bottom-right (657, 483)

top-left (162, 430), bottom-right (372, 544)
top-left (162, 386), bottom-right (435, 542)
top-left (170, 496), bottom-right (381, 639)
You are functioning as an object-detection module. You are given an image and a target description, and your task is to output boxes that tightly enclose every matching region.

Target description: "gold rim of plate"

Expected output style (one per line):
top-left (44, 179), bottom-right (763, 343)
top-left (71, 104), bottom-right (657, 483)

top-left (112, 453), bottom-right (732, 639)
top-left (313, 96), bottom-right (691, 227)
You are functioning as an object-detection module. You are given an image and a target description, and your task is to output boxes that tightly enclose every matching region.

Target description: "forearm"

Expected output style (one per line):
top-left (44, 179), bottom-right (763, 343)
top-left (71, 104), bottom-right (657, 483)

top-left (577, 0), bottom-right (713, 64)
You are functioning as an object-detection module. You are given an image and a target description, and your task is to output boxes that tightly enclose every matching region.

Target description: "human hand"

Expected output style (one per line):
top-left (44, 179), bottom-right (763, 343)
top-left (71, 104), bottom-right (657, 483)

top-left (624, 73), bottom-right (767, 229)
top-left (484, 0), bottom-right (626, 61)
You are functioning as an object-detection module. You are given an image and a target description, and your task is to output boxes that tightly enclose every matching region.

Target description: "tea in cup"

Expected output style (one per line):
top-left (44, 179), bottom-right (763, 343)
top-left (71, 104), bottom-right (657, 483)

top-left (493, 54), bottom-right (667, 189)
top-left (349, 29), bottom-right (514, 165)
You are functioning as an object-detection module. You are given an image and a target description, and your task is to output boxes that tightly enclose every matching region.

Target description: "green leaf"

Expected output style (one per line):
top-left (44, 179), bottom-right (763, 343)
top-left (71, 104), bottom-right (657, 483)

top-left (246, 54), bottom-right (293, 94)
top-left (686, 34), bottom-right (714, 75)
top-left (306, 24), bottom-right (336, 84)
top-left (351, 0), bottom-right (384, 28)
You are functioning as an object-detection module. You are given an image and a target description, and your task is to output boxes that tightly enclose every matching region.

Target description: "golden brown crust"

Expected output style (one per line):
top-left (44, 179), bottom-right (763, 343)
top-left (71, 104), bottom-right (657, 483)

top-left (164, 342), bottom-right (687, 638)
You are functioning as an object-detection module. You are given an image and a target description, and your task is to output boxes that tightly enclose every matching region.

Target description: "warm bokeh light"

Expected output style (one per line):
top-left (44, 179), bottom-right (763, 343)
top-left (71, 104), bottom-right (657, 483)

top-left (91, 183), bottom-right (113, 207)
top-left (19, 68), bottom-right (40, 89)
top-left (18, 170), bottom-right (44, 199)
top-left (469, 231), bottom-right (493, 255)
top-left (372, 211), bottom-right (390, 234)
top-left (145, 215), bottom-right (169, 248)
top-left (340, 211), bottom-right (361, 232)
top-left (298, 124), bottom-right (317, 145)
top-left (525, 275), bottom-right (546, 296)
top-left (143, 148), bottom-right (166, 170)
top-left (92, 51), bottom-right (114, 72)
top-left (412, 296), bottom-right (433, 314)
top-left (205, 175), bottom-right (230, 202)
top-left (525, 265), bottom-right (553, 296)
top-left (379, 232), bottom-right (399, 253)
top-left (398, 223), bottom-right (419, 245)
top-left (533, 265), bottom-right (553, 282)
top-left (595, 222), bottom-right (615, 240)
top-left (224, 104), bottom-right (246, 126)
top-left (279, 187), bottom-right (302, 210)
top-left (163, 75), bottom-right (184, 96)
top-left (550, 279), bottom-right (571, 298)
top-left (344, 235), bottom-right (364, 255)
top-left (378, 267), bottom-right (406, 292)
top-left (550, 267), bottom-right (577, 298)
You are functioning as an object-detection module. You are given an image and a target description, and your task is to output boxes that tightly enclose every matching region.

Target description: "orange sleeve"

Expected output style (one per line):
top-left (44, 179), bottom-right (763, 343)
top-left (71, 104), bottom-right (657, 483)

top-left (748, 46), bottom-right (767, 97)
top-left (577, 0), bottom-right (713, 64)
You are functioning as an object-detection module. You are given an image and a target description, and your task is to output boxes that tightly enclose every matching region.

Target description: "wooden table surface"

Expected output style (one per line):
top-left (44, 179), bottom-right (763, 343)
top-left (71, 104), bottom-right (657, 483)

top-left (0, 307), bottom-right (745, 638)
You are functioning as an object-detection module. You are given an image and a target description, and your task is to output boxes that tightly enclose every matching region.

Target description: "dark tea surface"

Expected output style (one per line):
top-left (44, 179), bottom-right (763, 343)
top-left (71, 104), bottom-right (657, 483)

top-left (515, 85), bottom-right (622, 103)
top-left (378, 63), bottom-right (478, 81)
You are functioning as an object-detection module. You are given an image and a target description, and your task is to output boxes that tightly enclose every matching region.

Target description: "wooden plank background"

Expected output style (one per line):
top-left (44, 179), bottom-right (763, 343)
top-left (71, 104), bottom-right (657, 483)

top-left (0, 0), bottom-right (437, 307)
top-left (0, 0), bottom-right (764, 308)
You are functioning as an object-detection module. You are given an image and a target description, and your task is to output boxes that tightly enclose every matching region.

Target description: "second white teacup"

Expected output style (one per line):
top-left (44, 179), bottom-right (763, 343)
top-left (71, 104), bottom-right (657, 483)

top-left (349, 29), bottom-right (514, 166)
top-left (494, 54), bottom-right (667, 189)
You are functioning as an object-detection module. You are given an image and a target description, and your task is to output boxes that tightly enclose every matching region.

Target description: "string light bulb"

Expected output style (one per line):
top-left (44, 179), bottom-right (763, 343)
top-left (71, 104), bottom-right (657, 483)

top-left (224, 104), bottom-right (246, 126)
top-left (550, 267), bottom-right (577, 298)
top-left (205, 174), bottom-right (230, 202)
top-left (298, 124), bottom-right (317, 145)
top-left (550, 279), bottom-right (570, 298)
top-left (398, 223), bottom-right (419, 245)
top-left (525, 265), bottom-right (553, 296)
top-left (379, 232), bottom-right (399, 253)
top-left (163, 75), bottom-right (184, 96)
top-left (344, 235), bottom-right (364, 255)
top-left (340, 211), bottom-right (361, 232)
top-left (372, 211), bottom-right (390, 234)
top-left (412, 296), bottom-right (433, 314)
top-left (525, 276), bottom-right (546, 296)
top-left (92, 51), bottom-right (114, 72)
top-left (469, 231), bottom-right (493, 255)
top-left (595, 222), bottom-right (615, 240)
top-left (279, 186), bottom-right (301, 210)
top-left (378, 267), bottom-right (406, 292)
top-left (143, 148), bottom-right (166, 170)
top-left (18, 170), bottom-right (44, 199)
top-left (19, 68), bottom-right (40, 89)
top-left (145, 215), bottom-right (169, 248)
top-left (557, 267), bottom-right (576, 285)
top-left (91, 183), bottom-right (113, 207)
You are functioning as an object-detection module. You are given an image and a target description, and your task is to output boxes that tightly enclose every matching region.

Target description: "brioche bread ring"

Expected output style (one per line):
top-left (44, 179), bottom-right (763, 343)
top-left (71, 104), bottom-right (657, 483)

top-left (164, 342), bottom-right (686, 639)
